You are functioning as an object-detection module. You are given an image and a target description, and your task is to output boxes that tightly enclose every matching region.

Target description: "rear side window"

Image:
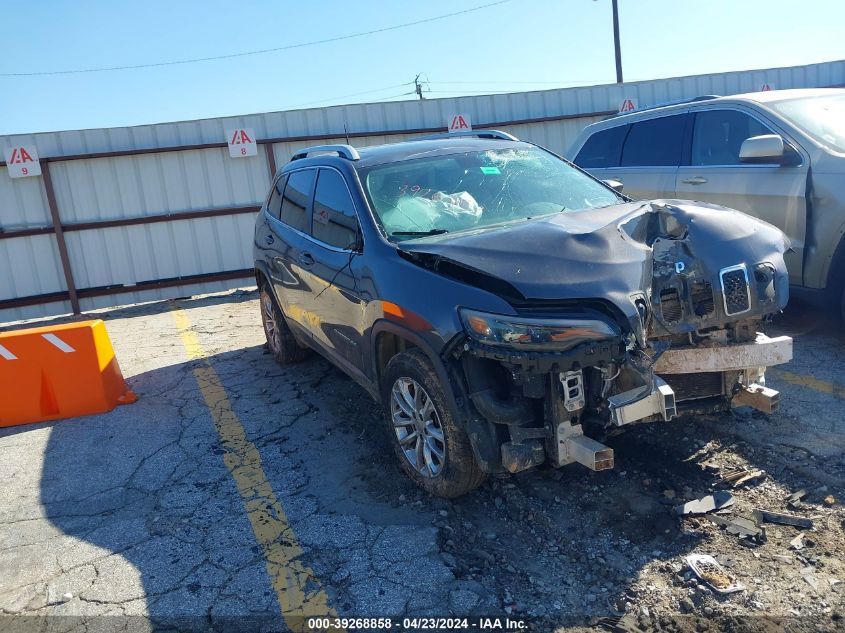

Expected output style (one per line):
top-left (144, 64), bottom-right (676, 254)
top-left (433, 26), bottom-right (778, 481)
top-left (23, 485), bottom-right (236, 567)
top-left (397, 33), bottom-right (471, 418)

top-left (312, 169), bottom-right (361, 250)
top-left (279, 169), bottom-right (315, 232)
top-left (691, 109), bottom-right (774, 166)
top-left (267, 175), bottom-right (287, 219)
top-left (621, 114), bottom-right (687, 167)
top-left (574, 125), bottom-right (628, 168)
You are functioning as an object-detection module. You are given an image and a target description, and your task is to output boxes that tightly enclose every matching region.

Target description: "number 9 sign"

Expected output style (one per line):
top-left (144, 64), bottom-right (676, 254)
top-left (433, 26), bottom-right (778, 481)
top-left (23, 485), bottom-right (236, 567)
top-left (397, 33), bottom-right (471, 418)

top-left (4, 145), bottom-right (42, 178)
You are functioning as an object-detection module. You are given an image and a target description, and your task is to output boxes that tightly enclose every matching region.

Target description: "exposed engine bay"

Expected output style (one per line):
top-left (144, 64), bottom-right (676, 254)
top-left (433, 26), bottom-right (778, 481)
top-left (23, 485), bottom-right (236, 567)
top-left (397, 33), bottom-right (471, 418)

top-left (400, 200), bottom-right (794, 474)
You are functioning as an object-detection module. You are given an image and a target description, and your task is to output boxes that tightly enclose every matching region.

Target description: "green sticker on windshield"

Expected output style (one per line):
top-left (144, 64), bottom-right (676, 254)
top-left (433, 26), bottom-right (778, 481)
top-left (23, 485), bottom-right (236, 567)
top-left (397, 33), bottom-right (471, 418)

top-left (480, 166), bottom-right (501, 175)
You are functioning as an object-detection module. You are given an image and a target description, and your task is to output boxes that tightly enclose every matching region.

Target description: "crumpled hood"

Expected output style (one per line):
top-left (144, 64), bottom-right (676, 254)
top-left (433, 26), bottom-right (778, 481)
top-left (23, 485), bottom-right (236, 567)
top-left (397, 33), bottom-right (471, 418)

top-left (398, 200), bottom-right (790, 334)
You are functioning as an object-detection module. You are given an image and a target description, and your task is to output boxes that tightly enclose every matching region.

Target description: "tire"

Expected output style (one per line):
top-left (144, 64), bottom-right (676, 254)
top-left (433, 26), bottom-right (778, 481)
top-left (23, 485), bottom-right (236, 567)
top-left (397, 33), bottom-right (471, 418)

top-left (259, 281), bottom-right (309, 365)
top-left (381, 349), bottom-right (486, 498)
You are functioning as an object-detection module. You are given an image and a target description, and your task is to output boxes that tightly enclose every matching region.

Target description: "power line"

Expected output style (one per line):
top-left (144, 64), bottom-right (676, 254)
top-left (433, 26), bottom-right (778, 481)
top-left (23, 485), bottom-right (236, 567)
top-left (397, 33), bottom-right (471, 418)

top-left (374, 91), bottom-right (418, 101)
top-left (431, 79), bottom-right (612, 85)
top-left (294, 90), bottom-right (417, 109)
top-left (428, 86), bottom-right (612, 95)
top-left (0, 0), bottom-right (513, 77)
top-left (283, 83), bottom-right (415, 109)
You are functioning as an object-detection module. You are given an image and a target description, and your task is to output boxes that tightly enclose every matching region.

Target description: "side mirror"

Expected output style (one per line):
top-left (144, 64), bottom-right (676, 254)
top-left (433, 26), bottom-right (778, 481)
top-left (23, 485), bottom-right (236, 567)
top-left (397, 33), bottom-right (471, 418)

top-left (739, 134), bottom-right (785, 163)
top-left (602, 179), bottom-right (624, 193)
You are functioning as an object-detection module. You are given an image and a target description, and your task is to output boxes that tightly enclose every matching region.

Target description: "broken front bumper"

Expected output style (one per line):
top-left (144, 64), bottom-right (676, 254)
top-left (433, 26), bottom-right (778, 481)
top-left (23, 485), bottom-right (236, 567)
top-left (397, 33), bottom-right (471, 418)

top-left (609, 333), bottom-right (793, 426)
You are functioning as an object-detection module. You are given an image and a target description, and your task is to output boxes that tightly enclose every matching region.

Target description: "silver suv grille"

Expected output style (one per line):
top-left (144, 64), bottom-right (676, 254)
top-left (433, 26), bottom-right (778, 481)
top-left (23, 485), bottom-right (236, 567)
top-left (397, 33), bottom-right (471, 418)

top-left (720, 264), bottom-right (751, 315)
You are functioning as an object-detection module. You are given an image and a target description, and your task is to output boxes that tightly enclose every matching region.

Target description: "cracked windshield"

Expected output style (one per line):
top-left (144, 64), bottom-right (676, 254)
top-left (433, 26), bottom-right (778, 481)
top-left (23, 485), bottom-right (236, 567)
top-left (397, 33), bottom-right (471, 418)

top-left (363, 147), bottom-right (622, 241)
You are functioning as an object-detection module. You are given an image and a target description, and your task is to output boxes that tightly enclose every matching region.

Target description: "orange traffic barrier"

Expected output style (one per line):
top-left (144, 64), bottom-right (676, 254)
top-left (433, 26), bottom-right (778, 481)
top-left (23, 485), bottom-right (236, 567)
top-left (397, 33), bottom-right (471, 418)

top-left (0, 319), bottom-right (137, 427)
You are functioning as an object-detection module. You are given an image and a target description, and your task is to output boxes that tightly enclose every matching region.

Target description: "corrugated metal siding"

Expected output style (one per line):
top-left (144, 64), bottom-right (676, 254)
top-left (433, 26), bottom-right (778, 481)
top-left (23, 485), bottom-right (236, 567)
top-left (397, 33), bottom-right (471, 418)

top-left (50, 148), bottom-right (270, 223)
top-left (64, 214), bottom-right (254, 289)
top-left (1, 59), bottom-right (843, 324)
top-left (0, 167), bottom-right (51, 229)
top-left (0, 235), bottom-right (70, 322)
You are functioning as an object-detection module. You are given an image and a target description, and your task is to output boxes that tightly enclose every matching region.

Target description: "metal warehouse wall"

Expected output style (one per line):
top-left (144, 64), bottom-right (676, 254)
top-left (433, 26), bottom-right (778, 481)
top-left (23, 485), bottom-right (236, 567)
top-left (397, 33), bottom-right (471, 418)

top-left (1, 59), bottom-right (843, 323)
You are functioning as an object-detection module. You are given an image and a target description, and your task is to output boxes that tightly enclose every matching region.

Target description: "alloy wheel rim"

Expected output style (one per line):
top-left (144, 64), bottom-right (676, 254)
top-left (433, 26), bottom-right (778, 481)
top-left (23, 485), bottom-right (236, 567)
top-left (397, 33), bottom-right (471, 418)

top-left (261, 292), bottom-right (281, 354)
top-left (390, 377), bottom-right (446, 477)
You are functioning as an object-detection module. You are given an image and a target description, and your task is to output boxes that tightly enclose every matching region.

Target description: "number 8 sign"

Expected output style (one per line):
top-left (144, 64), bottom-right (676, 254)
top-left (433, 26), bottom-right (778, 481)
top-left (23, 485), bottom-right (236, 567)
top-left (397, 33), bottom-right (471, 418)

top-left (226, 128), bottom-right (258, 158)
top-left (4, 145), bottom-right (42, 178)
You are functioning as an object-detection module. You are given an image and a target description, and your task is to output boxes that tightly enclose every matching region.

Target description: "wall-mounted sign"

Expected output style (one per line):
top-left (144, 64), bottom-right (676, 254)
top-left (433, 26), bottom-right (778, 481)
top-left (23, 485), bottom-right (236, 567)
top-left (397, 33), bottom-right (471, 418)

top-left (226, 128), bottom-right (257, 158)
top-left (4, 145), bottom-right (41, 178)
top-left (760, 83), bottom-right (775, 91)
top-left (448, 114), bottom-right (472, 132)
top-left (618, 98), bottom-right (637, 113)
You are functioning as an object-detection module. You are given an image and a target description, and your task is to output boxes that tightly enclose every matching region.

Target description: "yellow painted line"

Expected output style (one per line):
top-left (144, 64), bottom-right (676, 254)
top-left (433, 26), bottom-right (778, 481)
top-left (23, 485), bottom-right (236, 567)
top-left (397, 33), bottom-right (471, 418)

top-left (172, 307), bottom-right (341, 631)
top-left (769, 368), bottom-right (845, 399)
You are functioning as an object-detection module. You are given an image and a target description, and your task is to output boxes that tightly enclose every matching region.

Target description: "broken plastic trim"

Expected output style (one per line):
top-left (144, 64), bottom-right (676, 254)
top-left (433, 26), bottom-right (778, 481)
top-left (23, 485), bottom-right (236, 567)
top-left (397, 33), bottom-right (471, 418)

top-left (462, 355), bottom-right (532, 425)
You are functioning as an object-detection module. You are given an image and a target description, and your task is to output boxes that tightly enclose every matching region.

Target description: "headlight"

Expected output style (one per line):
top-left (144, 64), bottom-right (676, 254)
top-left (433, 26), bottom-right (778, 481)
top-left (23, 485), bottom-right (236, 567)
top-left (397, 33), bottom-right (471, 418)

top-left (459, 308), bottom-right (619, 351)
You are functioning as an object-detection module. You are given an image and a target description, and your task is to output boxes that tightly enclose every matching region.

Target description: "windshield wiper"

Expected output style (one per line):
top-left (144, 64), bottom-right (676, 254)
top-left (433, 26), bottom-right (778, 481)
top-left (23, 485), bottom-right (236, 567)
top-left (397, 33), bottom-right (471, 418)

top-left (391, 229), bottom-right (449, 236)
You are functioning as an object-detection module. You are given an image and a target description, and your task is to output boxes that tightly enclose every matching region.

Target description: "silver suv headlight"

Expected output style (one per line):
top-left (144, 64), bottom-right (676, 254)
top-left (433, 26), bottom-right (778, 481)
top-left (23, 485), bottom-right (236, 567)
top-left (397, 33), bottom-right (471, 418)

top-left (459, 308), bottom-right (619, 351)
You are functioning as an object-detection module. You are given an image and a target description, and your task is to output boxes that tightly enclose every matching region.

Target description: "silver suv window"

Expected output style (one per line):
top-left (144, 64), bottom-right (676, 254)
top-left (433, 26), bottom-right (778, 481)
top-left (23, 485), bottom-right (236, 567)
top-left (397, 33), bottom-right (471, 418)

top-left (770, 94), bottom-right (845, 153)
top-left (691, 110), bottom-right (773, 166)
top-left (620, 114), bottom-right (686, 167)
top-left (574, 125), bottom-right (628, 168)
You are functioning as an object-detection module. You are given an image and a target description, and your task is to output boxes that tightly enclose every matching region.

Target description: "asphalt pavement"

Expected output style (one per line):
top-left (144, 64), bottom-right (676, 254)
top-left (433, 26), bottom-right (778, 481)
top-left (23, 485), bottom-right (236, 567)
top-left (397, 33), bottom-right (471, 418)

top-left (0, 289), bottom-right (842, 631)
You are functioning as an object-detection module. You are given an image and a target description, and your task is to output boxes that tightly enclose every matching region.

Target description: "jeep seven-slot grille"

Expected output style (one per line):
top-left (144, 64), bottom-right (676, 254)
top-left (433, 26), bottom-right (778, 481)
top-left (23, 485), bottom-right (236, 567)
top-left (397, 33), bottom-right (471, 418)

top-left (720, 265), bottom-right (751, 315)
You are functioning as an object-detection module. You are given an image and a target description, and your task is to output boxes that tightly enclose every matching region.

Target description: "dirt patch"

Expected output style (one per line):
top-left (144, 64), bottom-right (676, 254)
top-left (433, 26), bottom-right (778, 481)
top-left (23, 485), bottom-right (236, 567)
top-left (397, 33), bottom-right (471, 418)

top-left (353, 404), bottom-right (845, 628)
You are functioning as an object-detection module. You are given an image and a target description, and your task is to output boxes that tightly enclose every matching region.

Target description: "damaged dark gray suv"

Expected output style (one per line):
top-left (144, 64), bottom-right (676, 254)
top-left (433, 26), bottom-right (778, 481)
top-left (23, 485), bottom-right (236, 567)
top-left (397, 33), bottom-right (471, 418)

top-left (253, 130), bottom-right (793, 497)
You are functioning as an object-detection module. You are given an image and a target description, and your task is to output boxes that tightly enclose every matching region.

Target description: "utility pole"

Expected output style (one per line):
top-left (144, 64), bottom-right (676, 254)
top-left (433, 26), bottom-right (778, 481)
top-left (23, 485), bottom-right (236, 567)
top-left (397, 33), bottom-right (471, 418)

top-left (414, 73), bottom-right (425, 100)
top-left (611, 0), bottom-right (623, 83)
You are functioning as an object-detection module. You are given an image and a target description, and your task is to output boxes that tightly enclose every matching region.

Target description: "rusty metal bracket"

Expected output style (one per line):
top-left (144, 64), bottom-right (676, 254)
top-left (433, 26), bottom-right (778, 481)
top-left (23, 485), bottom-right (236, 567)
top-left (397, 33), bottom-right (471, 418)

top-left (732, 383), bottom-right (780, 413)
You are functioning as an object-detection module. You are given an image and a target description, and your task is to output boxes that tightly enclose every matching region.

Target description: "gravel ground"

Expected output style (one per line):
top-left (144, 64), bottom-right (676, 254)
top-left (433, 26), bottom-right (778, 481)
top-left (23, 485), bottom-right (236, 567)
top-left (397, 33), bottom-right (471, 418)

top-left (0, 289), bottom-right (842, 632)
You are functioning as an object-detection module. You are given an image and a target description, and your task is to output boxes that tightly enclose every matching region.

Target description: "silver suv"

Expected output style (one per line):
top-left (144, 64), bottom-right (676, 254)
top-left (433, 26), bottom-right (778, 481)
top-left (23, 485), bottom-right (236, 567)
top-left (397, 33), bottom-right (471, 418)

top-left (567, 88), bottom-right (845, 315)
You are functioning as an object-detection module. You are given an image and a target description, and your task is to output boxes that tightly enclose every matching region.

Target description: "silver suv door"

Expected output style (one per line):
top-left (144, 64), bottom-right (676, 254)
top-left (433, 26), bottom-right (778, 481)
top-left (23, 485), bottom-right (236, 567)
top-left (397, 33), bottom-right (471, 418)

top-left (675, 107), bottom-right (809, 284)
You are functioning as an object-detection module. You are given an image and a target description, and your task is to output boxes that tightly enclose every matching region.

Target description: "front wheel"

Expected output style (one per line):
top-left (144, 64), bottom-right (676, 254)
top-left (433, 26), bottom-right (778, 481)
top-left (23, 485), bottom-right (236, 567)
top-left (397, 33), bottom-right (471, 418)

top-left (381, 349), bottom-right (485, 498)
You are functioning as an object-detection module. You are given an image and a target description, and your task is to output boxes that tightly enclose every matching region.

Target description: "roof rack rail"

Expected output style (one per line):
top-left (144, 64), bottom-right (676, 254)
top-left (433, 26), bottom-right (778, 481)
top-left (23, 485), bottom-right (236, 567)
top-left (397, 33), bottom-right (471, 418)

top-left (291, 144), bottom-right (360, 161)
top-left (612, 95), bottom-right (721, 117)
top-left (417, 129), bottom-right (519, 142)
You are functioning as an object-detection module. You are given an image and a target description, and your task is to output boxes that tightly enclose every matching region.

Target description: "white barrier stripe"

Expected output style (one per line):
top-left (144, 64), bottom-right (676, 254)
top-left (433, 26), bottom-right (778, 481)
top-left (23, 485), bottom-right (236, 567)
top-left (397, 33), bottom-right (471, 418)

top-left (42, 333), bottom-right (76, 353)
top-left (0, 344), bottom-right (17, 360)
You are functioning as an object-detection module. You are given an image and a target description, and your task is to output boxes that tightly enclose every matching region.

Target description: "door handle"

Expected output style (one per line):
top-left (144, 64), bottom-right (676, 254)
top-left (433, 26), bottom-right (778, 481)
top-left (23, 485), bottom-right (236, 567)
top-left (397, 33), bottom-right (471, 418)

top-left (264, 234), bottom-right (275, 245)
top-left (681, 176), bottom-right (708, 185)
top-left (298, 252), bottom-right (315, 268)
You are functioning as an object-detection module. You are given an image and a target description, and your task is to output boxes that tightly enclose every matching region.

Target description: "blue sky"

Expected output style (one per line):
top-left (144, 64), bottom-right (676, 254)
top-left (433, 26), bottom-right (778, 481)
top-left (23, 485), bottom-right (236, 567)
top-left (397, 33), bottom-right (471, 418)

top-left (2, 0), bottom-right (843, 134)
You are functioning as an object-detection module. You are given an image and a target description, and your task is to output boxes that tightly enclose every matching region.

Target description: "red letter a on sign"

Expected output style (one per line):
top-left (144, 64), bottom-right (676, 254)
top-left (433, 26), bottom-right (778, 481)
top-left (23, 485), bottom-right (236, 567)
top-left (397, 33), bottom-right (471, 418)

top-left (18, 147), bottom-right (33, 162)
top-left (239, 130), bottom-right (253, 143)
